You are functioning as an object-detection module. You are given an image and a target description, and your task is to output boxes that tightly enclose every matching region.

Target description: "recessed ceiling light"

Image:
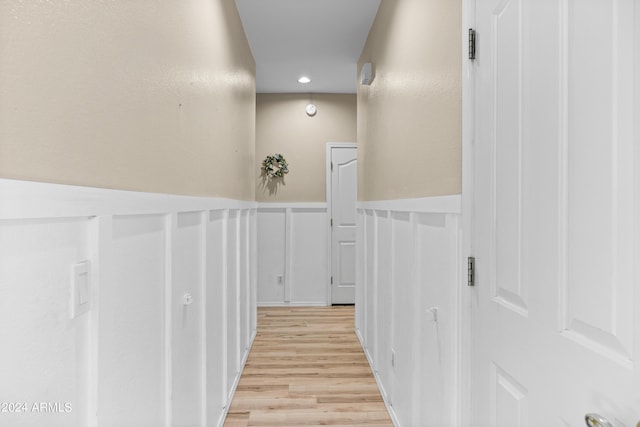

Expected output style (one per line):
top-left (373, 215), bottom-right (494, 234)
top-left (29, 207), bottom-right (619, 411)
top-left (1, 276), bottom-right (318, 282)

top-left (297, 76), bottom-right (311, 84)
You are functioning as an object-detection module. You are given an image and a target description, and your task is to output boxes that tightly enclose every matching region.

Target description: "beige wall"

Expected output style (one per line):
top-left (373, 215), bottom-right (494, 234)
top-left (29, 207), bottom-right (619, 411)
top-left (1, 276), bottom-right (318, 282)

top-left (256, 94), bottom-right (356, 202)
top-left (358, 0), bottom-right (462, 201)
top-left (0, 0), bottom-right (255, 200)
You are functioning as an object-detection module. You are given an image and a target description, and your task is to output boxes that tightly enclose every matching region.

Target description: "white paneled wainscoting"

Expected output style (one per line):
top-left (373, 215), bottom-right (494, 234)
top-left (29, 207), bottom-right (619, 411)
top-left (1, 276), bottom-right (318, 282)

top-left (1, 179), bottom-right (463, 427)
top-left (257, 203), bottom-right (328, 306)
top-left (0, 179), bottom-right (257, 427)
top-left (356, 196), bottom-right (463, 427)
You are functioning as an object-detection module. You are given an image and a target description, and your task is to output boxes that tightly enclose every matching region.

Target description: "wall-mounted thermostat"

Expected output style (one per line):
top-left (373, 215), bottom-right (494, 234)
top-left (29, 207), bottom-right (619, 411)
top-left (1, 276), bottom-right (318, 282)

top-left (360, 62), bottom-right (374, 85)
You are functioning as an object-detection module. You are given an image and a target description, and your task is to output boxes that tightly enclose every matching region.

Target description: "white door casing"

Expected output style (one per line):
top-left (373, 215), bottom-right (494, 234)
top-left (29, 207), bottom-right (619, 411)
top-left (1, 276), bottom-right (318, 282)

top-left (327, 144), bottom-right (357, 305)
top-left (468, 0), bottom-right (639, 426)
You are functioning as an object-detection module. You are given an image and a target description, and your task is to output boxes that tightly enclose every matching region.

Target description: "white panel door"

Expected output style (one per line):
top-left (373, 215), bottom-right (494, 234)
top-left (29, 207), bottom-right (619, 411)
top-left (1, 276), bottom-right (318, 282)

top-left (470, 1), bottom-right (639, 426)
top-left (330, 146), bottom-right (357, 304)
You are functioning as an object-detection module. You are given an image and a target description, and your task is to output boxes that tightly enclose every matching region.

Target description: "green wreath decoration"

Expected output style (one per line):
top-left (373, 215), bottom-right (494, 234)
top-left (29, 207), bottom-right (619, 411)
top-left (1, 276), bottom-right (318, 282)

top-left (262, 153), bottom-right (289, 179)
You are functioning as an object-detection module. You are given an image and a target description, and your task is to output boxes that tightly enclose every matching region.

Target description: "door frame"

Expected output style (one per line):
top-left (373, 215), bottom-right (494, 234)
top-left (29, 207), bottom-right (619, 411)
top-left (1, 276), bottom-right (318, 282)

top-left (325, 142), bottom-right (357, 306)
top-left (460, 0), bottom-right (476, 425)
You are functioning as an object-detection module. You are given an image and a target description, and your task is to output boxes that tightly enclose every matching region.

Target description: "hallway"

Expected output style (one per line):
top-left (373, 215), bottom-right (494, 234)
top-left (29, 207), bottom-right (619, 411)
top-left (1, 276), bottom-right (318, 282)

top-left (224, 307), bottom-right (392, 427)
top-left (2, 1), bottom-right (638, 425)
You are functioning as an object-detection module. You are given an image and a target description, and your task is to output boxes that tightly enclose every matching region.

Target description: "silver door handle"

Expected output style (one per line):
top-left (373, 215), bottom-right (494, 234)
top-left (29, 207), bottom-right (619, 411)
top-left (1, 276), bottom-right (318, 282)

top-left (585, 414), bottom-right (612, 427)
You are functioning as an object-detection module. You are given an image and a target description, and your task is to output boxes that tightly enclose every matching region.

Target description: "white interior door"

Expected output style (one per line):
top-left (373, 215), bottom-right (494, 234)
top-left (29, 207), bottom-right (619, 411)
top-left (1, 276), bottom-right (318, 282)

top-left (330, 145), bottom-right (357, 304)
top-left (469, 0), bottom-right (639, 426)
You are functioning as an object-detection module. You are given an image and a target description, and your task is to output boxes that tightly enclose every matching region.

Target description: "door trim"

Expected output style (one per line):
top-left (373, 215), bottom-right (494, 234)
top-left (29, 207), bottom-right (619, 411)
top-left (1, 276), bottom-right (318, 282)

top-left (326, 142), bottom-right (357, 306)
top-left (461, 0), bottom-right (476, 425)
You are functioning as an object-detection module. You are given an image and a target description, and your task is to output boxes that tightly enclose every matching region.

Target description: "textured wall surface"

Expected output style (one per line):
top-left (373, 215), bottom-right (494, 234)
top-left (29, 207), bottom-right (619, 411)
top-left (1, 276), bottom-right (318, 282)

top-left (0, 0), bottom-right (255, 199)
top-left (358, 0), bottom-right (462, 200)
top-left (256, 94), bottom-right (356, 202)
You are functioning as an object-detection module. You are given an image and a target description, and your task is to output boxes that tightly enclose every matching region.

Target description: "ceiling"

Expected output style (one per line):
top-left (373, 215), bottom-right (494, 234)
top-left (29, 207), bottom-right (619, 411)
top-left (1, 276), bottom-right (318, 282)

top-left (235, 0), bottom-right (381, 94)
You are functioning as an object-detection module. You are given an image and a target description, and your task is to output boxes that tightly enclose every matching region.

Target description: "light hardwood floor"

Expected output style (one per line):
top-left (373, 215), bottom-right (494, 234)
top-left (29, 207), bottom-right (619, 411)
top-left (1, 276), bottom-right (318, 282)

top-left (223, 306), bottom-right (393, 427)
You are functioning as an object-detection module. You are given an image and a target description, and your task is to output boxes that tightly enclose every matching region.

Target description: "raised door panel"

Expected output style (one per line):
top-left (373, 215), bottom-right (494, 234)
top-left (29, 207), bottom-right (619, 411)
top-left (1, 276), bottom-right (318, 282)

top-left (492, 0), bottom-right (527, 316)
top-left (335, 159), bottom-right (357, 228)
top-left (560, 0), bottom-right (635, 365)
top-left (331, 146), bottom-right (357, 304)
top-left (491, 364), bottom-right (528, 427)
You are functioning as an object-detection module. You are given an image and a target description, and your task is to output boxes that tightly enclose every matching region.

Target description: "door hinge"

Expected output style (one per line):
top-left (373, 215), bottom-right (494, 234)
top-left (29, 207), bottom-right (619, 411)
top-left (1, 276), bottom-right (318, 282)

top-left (467, 257), bottom-right (475, 286)
top-left (331, 162), bottom-right (334, 172)
top-left (330, 218), bottom-right (333, 227)
top-left (330, 276), bottom-right (333, 284)
top-left (468, 28), bottom-right (476, 60)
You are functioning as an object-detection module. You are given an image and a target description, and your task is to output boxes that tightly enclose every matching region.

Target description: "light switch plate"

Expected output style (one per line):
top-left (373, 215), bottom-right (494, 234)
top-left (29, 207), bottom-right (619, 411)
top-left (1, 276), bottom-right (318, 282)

top-left (71, 261), bottom-right (90, 319)
top-left (183, 293), bottom-right (194, 305)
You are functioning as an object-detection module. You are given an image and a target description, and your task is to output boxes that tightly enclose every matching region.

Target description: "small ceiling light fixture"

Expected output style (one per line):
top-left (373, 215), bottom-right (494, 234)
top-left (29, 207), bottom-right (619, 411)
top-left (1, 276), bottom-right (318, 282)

top-left (297, 76), bottom-right (311, 84)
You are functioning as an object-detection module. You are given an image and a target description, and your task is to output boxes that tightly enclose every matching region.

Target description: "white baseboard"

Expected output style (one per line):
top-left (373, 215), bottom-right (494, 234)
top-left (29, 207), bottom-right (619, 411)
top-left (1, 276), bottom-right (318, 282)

top-left (217, 330), bottom-right (257, 427)
top-left (355, 328), bottom-right (401, 427)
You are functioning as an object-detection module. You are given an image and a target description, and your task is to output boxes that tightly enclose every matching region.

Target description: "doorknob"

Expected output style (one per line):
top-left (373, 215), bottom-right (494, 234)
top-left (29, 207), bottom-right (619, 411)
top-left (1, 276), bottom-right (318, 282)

top-left (585, 414), bottom-right (612, 427)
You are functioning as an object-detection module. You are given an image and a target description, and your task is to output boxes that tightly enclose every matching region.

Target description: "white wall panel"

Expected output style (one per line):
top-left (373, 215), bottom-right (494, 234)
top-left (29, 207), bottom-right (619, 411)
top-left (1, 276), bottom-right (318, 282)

top-left (257, 205), bottom-right (328, 306)
top-left (415, 213), bottom-right (459, 426)
top-left (390, 211), bottom-right (414, 425)
top-left (239, 210), bottom-right (251, 356)
top-left (102, 214), bottom-right (167, 427)
top-left (355, 209), bottom-right (366, 337)
top-left (0, 179), bottom-right (257, 427)
top-left (205, 210), bottom-right (227, 425)
top-left (356, 197), bottom-right (461, 427)
top-left (290, 208), bottom-right (327, 304)
top-left (364, 210), bottom-right (377, 361)
top-left (249, 210), bottom-right (258, 335)
top-left (374, 210), bottom-right (392, 399)
top-left (0, 218), bottom-right (91, 427)
top-left (172, 211), bottom-right (205, 427)
top-left (257, 209), bottom-right (285, 304)
top-left (226, 210), bottom-right (240, 399)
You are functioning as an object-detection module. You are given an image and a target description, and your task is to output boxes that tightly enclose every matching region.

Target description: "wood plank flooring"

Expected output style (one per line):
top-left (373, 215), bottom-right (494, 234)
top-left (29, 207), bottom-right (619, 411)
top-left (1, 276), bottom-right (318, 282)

top-left (223, 306), bottom-right (393, 427)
